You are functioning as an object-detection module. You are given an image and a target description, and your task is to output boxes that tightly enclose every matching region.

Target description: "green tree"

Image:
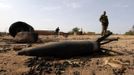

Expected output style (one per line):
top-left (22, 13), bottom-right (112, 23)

top-left (72, 27), bottom-right (80, 33)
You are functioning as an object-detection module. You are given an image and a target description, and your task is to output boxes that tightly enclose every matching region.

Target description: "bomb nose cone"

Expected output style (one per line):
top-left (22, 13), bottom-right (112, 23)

top-left (18, 51), bottom-right (24, 55)
top-left (18, 50), bottom-right (29, 55)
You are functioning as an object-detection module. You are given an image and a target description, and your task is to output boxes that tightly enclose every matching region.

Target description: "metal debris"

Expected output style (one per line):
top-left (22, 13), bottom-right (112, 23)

top-left (24, 57), bottom-right (88, 75)
top-left (9, 21), bottom-right (38, 43)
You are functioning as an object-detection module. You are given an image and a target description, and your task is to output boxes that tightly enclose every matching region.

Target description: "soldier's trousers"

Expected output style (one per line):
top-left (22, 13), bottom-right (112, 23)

top-left (101, 25), bottom-right (108, 36)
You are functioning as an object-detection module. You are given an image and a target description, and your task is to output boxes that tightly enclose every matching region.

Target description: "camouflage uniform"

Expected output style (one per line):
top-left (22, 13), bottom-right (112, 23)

top-left (100, 11), bottom-right (109, 36)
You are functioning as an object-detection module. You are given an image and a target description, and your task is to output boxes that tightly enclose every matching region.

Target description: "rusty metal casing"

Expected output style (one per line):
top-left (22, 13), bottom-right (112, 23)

top-left (18, 41), bottom-right (100, 58)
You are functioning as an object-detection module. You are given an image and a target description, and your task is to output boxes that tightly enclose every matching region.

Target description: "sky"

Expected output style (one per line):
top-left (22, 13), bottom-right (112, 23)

top-left (0, 0), bottom-right (134, 34)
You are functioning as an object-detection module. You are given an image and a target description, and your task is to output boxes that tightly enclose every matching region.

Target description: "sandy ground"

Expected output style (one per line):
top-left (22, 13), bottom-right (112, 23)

top-left (0, 34), bottom-right (134, 75)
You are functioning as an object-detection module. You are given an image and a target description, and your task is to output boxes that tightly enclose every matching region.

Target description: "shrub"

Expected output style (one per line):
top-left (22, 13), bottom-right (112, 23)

top-left (125, 30), bottom-right (134, 35)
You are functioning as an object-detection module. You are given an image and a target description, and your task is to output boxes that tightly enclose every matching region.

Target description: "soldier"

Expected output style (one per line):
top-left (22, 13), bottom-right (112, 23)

top-left (55, 27), bottom-right (60, 36)
top-left (99, 11), bottom-right (109, 36)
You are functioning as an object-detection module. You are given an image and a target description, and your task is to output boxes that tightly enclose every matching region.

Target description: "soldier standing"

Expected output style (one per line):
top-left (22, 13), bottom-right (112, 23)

top-left (55, 27), bottom-right (60, 36)
top-left (99, 11), bottom-right (109, 36)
